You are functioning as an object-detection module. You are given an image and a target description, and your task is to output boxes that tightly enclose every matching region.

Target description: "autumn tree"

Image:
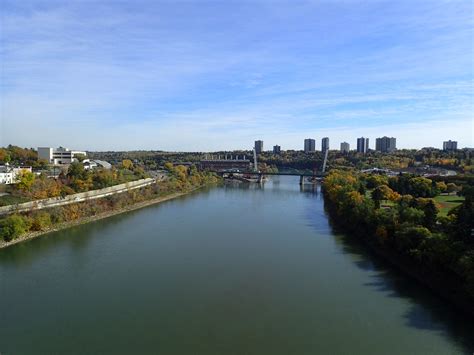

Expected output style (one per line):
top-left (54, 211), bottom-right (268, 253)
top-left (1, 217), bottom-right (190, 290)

top-left (0, 148), bottom-right (11, 163)
top-left (16, 170), bottom-right (35, 192)
top-left (122, 159), bottom-right (134, 170)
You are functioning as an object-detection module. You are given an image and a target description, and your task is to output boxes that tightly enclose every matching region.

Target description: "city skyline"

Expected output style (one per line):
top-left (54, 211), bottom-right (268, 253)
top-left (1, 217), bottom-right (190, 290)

top-left (1, 1), bottom-right (473, 150)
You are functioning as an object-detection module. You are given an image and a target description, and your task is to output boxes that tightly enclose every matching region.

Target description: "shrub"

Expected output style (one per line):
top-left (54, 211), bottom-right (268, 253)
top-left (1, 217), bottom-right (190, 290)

top-left (0, 215), bottom-right (32, 241)
top-left (30, 211), bottom-right (52, 231)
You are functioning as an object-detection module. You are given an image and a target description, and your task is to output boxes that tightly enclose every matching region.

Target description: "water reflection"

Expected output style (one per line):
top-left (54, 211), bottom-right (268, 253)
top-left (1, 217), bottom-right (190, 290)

top-left (0, 189), bottom-right (209, 268)
top-left (1, 176), bottom-right (472, 354)
top-left (318, 214), bottom-right (474, 353)
top-left (300, 183), bottom-right (318, 194)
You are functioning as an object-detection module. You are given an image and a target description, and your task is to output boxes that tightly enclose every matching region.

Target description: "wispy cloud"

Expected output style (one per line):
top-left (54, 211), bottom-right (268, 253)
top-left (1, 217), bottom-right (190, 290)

top-left (0, 0), bottom-right (472, 150)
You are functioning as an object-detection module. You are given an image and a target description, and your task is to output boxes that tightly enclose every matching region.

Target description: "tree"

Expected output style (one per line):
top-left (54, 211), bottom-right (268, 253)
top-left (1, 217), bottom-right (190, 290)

top-left (31, 211), bottom-right (52, 231)
top-left (122, 159), bottom-right (134, 170)
top-left (365, 174), bottom-right (388, 188)
top-left (398, 206), bottom-right (425, 225)
top-left (371, 185), bottom-right (396, 208)
top-left (67, 161), bottom-right (86, 179)
top-left (0, 215), bottom-right (31, 241)
top-left (371, 187), bottom-right (383, 209)
top-left (451, 192), bottom-right (474, 243)
top-left (459, 186), bottom-right (474, 199)
top-left (164, 162), bottom-right (174, 171)
top-left (92, 169), bottom-right (115, 189)
top-left (395, 225), bottom-right (431, 253)
top-left (409, 177), bottom-right (434, 197)
top-left (422, 200), bottom-right (439, 230)
top-left (446, 183), bottom-right (459, 194)
top-left (75, 154), bottom-right (86, 162)
top-left (436, 181), bottom-right (447, 193)
top-left (0, 148), bottom-right (11, 163)
top-left (16, 170), bottom-right (35, 191)
top-left (28, 174), bottom-right (62, 199)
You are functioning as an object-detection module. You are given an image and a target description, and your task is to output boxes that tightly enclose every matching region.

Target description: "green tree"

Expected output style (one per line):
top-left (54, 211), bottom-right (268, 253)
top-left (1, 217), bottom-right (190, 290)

top-left (67, 161), bottom-right (87, 179)
top-left (0, 215), bottom-right (31, 241)
top-left (398, 206), bottom-right (424, 225)
top-left (395, 225), bottom-right (432, 253)
top-left (451, 189), bottom-right (474, 242)
top-left (75, 154), bottom-right (86, 162)
top-left (16, 170), bottom-right (35, 191)
top-left (422, 200), bottom-right (438, 230)
top-left (409, 177), bottom-right (434, 197)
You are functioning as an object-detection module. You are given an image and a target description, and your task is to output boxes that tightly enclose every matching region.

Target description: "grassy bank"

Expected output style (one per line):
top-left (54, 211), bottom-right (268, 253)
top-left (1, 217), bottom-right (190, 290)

top-left (433, 194), bottom-right (465, 216)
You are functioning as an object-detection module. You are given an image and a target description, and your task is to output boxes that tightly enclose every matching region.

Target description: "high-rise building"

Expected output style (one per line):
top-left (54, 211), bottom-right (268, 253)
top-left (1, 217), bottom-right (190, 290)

top-left (340, 142), bottom-right (350, 153)
top-left (254, 140), bottom-right (264, 154)
top-left (443, 140), bottom-right (458, 151)
top-left (37, 146), bottom-right (87, 165)
top-left (321, 137), bottom-right (330, 152)
top-left (304, 138), bottom-right (316, 153)
top-left (357, 137), bottom-right (369, 153)
top-left (375, 136), bottom-right (396, 153)
top-left (273, 145), bottom-right (281, 154)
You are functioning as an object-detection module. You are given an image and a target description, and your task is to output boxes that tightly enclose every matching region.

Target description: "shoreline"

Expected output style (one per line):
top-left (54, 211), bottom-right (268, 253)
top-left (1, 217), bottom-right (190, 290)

top-left (0, 188), bottom-right (202, 249)
top-left (324, 206), bottom-right (474, 318)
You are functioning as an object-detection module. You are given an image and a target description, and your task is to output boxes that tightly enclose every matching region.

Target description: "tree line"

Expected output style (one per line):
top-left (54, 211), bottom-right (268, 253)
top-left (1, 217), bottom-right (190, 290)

top-left (322, 170), bottom-right (474, 312)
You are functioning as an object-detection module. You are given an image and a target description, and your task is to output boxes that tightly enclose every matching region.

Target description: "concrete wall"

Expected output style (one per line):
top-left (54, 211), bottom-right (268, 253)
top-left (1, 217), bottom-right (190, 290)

top-left (0, 178), bottom-right (156, 215)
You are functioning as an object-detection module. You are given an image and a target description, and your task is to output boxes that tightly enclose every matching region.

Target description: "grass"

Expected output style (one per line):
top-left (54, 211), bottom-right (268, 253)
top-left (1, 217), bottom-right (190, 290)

top-left (364, 189), bottom-right (465, 216)
top-left (0, 194), bottom-right (31, 207)
top-left (434, 194), bottom-right (465, 217)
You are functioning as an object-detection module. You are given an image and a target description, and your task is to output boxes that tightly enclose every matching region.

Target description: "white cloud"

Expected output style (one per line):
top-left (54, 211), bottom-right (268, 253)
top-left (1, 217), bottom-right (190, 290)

top-left (0, 0), bottom-right (472, 150)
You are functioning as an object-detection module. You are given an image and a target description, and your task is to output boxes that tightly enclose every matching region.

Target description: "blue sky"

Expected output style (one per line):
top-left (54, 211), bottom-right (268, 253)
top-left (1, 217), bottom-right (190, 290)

top-left (1, 0), bottom-right (473, 151)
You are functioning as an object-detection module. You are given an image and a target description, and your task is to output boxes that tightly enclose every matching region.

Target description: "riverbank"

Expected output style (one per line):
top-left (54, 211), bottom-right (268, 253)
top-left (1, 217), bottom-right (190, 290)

top-left (328, 215), bottom-right (474, 317)
top-left (324, 202), bottom-right (474, 318)
top-left (0, 187), bottom-right (202, 249)
top-left (366, 239), bottom-right (474, 317)
top-left (321, 170), bottom-right (474, 318)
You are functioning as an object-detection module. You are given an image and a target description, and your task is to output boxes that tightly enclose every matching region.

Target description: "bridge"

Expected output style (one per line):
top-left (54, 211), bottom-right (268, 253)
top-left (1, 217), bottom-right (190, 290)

top-left (200, 147), bottom-right (329, 184)
top-left (211, 170), bottom-right (325, 185)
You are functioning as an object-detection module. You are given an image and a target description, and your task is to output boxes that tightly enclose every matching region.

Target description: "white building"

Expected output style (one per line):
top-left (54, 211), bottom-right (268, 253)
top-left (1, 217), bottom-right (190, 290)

top-left (38, 147), bottom-right (87, 165)
top-left (0, 165), bottom-right (33, 185)
top-left (83, 159), bottom-right (112, 170)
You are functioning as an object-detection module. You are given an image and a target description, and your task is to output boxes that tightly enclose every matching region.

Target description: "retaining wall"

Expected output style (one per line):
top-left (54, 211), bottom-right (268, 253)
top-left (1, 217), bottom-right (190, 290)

top-left (0, 178), bottom-right (156, 215)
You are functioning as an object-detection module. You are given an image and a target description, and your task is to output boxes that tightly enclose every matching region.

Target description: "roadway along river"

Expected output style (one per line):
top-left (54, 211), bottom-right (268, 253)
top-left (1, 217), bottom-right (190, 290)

top-left (1, 176), bottom-right (473, 354)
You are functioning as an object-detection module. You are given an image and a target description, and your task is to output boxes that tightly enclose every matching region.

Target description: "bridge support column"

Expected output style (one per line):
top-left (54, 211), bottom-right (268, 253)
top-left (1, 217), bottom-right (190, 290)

top-left (299, 175), bottom-right (304, 185)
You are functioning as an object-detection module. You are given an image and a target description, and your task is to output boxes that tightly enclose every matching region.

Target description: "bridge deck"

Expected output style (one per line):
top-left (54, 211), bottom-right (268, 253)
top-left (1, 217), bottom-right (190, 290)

top-left (211, 170), bottom-right (325, 177)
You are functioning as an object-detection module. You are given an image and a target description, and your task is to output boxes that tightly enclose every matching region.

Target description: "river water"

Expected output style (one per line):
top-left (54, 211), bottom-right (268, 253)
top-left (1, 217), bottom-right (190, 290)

top-left (1, 177), bottom-right (473, 354)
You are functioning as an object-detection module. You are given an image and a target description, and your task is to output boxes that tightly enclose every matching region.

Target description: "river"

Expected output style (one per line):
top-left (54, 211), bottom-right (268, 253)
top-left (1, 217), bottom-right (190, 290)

top-left (1, 176), bottom-right (473, 354)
